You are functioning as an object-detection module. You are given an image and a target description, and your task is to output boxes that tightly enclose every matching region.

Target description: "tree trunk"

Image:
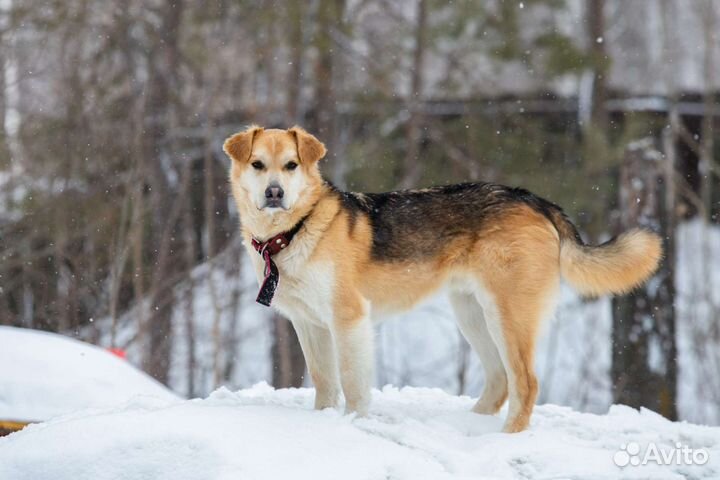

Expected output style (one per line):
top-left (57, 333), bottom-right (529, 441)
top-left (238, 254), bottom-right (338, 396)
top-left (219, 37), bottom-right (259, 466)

top-left (611, 139), bottom-right (677, 420)
top-left (271, 314), bottom-right (305, 388)
top-left (183, 171), bottom-right (198, 397)
top-left (312, 0), bottom-right (346, 184)
top-left (142, 0), bottom-right (185, 384)
top-left (400, 0), bottom-right (428, 189)
top-left (222, 242), bottom-right (244, 384)
top-left (0, 44), bottom-right (9, 167)
top-left (586, 0), bottom-right (607, 132)
top-left (286, 0), bottom-right (305, 124)
top-left (699, 0), bottom-right (716, 222)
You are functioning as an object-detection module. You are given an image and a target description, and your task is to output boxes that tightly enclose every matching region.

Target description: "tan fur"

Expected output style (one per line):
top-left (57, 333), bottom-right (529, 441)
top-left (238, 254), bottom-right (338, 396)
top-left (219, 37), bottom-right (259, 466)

top-left (288, 126), bottom-right (328, 165)
top-left (223, 125), bottom-right (263, 163)
top-left (225, 126), bottom-right (662, 434)
top-left (559, 229), bottom-right (663, 297)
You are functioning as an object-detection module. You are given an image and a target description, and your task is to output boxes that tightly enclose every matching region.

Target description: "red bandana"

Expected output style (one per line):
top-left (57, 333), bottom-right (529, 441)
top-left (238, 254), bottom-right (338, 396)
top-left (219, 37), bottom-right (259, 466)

top-left (250, 218), bottom-right (306, 306)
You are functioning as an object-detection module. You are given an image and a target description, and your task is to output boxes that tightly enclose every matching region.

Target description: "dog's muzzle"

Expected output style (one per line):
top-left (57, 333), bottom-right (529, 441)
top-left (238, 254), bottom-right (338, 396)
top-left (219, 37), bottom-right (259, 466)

top-left (264, 183), bottom-right (284, 209)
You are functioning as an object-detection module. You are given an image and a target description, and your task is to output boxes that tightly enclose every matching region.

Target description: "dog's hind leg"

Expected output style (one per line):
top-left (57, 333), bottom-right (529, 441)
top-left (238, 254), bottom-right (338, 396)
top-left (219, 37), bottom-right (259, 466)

top-left (449, 291), bottom-right (508, 415)
top-left (292, 319), bottom-right (341, 409)
top-left (474, 283), bottom-right (548, 433)
top-left (468, 205), bottom-right (561, 432)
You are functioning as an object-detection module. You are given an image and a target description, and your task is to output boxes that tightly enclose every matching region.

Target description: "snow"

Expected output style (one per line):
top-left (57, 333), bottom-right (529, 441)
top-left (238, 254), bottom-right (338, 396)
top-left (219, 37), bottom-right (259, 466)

top-left (0, 326), bottom-right (179, 422)
top-left (1, 384), bottom-right (718, 480)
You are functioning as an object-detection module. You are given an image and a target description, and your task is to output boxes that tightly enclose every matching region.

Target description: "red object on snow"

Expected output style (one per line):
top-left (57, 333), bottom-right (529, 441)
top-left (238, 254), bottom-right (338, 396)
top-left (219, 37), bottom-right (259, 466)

top-left (107, 348), bottom-right (127, 360)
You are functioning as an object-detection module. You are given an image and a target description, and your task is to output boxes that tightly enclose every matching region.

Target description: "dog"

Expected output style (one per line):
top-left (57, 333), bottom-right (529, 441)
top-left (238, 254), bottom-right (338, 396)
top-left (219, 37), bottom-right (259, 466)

top-left (223, 125), bottom-right (662, 433)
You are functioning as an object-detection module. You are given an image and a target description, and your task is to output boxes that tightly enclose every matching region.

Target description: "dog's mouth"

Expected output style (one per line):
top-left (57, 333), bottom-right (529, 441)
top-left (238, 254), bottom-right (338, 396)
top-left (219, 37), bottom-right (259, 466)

top-left (260, 199), bottom-right (288, 211)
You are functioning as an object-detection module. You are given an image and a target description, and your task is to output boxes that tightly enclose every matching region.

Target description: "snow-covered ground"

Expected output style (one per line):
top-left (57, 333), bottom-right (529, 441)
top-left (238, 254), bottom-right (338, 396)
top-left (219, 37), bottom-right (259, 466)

top-left (0, 326), bottom-right (178, 422)
top-left (1, 384), bottom-right (718, 480)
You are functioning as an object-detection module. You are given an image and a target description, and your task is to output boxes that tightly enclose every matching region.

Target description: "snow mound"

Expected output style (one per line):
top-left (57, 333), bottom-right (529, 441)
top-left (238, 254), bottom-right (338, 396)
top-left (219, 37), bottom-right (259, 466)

top-left (1, 384), bottom-right (718, 479)
top-left (0, 326), bottom-right (178, 421)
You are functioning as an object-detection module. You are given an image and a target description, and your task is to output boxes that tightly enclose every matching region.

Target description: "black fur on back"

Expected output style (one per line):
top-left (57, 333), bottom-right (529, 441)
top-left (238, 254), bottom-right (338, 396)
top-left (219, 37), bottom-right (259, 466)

top-left (327, 182), bottom-right (581, 262)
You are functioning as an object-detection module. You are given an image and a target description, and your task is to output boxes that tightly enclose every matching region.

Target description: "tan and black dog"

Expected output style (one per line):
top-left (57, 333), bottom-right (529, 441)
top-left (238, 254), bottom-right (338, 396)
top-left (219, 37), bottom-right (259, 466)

top-left (224, 125), bottom-right (661, 433)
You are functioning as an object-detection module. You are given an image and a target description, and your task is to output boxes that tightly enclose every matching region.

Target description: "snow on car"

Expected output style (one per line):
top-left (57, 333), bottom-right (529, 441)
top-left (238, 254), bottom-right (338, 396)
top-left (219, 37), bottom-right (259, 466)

top-left (0, 326), bottom-right (179, 434)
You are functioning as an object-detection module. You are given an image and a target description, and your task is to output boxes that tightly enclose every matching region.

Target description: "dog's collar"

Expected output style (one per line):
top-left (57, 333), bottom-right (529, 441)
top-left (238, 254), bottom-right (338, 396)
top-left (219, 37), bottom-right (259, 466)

top-left (250, 216), bottom-right (307, 307)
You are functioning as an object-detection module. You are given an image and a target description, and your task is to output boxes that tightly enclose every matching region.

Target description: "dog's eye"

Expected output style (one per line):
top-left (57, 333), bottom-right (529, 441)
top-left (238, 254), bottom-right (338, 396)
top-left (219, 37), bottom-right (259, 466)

top-left (251, 161), bottom-right (264, 170)
top-left (284, 161), bottom-right (298, 171)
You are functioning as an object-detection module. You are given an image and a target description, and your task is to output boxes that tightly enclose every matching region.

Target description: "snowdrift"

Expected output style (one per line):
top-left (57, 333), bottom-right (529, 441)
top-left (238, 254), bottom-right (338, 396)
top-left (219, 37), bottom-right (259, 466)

top-left (0, 326), bottom-right (178, 423)
top-left (1, 384), bottom-right (718, 480)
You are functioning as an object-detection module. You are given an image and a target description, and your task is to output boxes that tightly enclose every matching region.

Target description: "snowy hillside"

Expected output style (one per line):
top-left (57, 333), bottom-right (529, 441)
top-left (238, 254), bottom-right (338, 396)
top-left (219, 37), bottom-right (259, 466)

top-left (1, 384), bottom-right (718, 480)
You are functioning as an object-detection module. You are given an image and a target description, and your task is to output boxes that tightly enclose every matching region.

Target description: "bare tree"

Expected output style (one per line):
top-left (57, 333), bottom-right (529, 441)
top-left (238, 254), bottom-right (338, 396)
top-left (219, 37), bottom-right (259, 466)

top-left (586, 0), bottom-right (607, 132)
top-left (0, 41), bottom-right (8, 168)
top-left (699, 0), bottom-right (717, 221)
top-left (611, 140), bottom-right (677, 420)
top-left (312, 0), bottom-right (346, 184)
top-left (286, 0), bottom-right (305, 124)
top-left (400, 0), bottom-right (427, 189)
top-left (271, 314), bottom-right (306, 388)
top-left (141, 0), bottom-right (186, 383)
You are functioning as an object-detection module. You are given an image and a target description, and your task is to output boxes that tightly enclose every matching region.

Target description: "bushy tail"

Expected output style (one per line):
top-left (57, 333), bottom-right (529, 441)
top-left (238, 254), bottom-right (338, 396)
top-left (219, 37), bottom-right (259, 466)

top-left (550, 211), bottom-right (663, 297)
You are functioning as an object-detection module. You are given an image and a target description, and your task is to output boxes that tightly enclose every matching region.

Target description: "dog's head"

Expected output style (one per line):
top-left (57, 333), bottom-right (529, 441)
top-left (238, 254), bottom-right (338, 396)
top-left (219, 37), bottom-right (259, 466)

top-left (224, 126), bottom-right (326, 218)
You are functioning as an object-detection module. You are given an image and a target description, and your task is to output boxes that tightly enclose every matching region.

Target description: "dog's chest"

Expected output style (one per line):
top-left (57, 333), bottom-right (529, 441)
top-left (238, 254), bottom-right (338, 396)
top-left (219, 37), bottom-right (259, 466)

top-left (247, 246), bottom-right (334, 324)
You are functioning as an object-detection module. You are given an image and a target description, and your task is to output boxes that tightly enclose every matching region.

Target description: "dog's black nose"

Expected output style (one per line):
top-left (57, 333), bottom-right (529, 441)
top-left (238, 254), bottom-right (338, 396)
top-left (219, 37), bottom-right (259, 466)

top-left (265, 184), bottom-right (284, 200)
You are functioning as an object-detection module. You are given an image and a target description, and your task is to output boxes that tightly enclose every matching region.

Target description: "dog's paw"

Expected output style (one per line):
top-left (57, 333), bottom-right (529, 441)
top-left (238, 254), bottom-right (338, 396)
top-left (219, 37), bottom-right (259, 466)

top-left (472, 403), bottom-right (499, 415)
top-left (472, 396), bottom-right (506, 415)
top-left (344, 398), bottom-right (370, 417)
top-left (502, 417), bottom-right (530, 433)
top-left (314, 397), bottom-right (340, 410)
top-left (313, 389), bottom-right (340, 410)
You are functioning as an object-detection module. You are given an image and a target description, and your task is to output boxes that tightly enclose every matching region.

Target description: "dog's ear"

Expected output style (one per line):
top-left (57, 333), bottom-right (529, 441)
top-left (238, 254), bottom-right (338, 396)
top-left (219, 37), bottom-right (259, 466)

top-left (223, 125), bottom-right (264, 163)
top-left (288, 126), bottom-right (327, 165)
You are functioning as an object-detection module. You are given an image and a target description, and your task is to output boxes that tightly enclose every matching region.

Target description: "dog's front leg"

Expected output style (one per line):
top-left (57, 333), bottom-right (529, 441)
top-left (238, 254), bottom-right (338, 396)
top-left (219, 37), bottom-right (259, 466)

top-left (332, 295), bottom-right (374, 416)
top-left (291, 319), bottom-right (341, 409)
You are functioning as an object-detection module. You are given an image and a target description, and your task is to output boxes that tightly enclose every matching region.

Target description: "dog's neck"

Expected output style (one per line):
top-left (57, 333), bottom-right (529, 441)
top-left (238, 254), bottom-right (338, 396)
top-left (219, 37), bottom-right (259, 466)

top-left (240, 207), bottom-right (307, 242)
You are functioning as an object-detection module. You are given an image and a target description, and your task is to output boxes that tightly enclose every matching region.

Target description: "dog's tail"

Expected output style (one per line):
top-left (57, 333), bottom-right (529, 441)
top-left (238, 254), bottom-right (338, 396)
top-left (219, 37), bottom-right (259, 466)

top-left (548, 209), bottom-right (662, 297)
